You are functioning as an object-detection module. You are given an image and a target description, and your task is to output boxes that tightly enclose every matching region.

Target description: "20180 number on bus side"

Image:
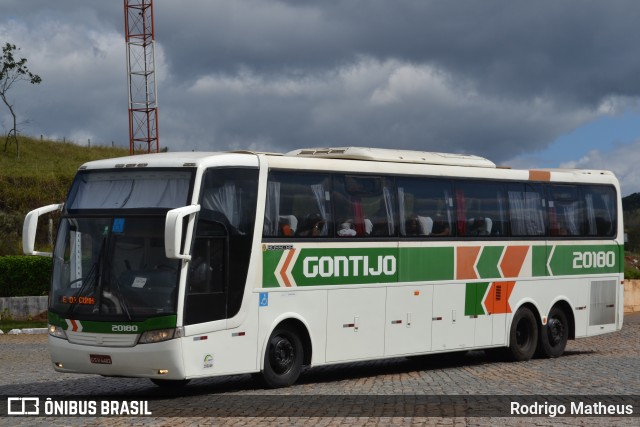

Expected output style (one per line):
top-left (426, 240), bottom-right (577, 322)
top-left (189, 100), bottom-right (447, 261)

top-left (22, 147), bottom-right (624, 388)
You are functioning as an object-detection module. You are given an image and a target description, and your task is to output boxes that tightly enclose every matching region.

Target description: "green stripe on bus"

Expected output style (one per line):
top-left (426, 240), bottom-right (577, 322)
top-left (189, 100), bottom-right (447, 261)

top-left (476, 246), bottom-right (503, 279)
top-left (532, 245), bottom-right (548, 277)
top-left (398, 247), bottom-right (454, 282)
top-left (262, 249), bottom-right (283, 288)
top-left (263, 246), bottom-right (455, 287)
top-left (547, 244), bottom-right (620, 276)
top-left (48, 312), bottom-right (177, 333)
top-left (261, 243), bottom-right (621, 287)
top-left (465, 282), bottom-right (490, 316)
top-left (290, 248), bottom-right (399, 287)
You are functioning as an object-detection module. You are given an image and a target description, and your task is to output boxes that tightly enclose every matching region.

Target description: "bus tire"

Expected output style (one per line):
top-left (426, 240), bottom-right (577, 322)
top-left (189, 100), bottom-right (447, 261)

top-left (508, 306), bottom-right (538, 361)
top-left (536, 306), bottom-right (569, 358)
top-left (262, 327), bottom-right (303, 388)
top-left (149, 378), bottom-right (190, 388)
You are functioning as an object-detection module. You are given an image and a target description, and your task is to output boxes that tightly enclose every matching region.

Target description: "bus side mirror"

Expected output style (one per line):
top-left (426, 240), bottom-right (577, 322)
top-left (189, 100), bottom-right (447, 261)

top-left (165, 204), bottom-right (201, 260)
top-left (22, 203), bottom-right (64, 256)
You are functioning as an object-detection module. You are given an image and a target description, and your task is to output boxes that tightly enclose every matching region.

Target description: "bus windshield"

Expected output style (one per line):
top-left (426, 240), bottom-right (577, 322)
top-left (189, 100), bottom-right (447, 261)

top-left (50, 216), bottom-right (180, 321)
top-left (66, 169), bottom-right (193, 211)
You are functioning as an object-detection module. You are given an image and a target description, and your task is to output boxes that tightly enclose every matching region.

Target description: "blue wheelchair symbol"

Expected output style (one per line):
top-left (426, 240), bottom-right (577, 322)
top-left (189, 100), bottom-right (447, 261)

top-left (259, 292), bottom-right (269, 307)
top-left (112, 218), bottom-right (125, 233)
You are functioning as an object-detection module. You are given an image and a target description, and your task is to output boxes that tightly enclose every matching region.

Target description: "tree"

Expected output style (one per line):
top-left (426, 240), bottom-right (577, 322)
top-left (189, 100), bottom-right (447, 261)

top-left (0, 43), bottom-right (41, 158)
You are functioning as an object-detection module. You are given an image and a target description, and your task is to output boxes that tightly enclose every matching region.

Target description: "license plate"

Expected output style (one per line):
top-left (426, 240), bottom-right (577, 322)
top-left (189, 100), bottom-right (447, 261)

top-left (89, 354), bottom-right (112, 364)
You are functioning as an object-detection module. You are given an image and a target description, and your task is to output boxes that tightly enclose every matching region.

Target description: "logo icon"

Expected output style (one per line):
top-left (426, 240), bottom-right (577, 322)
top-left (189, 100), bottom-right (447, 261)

top-left (7, 397), bottom-right (40, 415)
top-left (203, 354), bottom-right (213, 369)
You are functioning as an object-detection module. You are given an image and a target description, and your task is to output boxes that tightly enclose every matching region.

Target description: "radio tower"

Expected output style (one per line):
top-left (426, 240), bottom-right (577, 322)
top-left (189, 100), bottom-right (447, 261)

top-left (124, 0), bottom-right (159, 154)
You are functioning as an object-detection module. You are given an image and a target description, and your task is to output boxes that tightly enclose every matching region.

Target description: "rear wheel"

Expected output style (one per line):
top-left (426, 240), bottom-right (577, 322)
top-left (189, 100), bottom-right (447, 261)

top-left (536, 306), bottom-right (569, 358)
top-left (262, 327), bottom-right (303, 388)
top-left (508, 307), bottom-right (538, 361)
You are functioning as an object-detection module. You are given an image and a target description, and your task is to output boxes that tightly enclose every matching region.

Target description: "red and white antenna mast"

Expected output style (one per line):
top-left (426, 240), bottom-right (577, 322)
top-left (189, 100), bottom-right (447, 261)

top-left (124, 0), bottom-right (159, 154)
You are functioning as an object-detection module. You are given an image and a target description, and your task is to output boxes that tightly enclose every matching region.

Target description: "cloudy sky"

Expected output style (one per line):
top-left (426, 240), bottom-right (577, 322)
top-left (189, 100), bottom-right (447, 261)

top-left (2, 0), bottom-right (640, 195)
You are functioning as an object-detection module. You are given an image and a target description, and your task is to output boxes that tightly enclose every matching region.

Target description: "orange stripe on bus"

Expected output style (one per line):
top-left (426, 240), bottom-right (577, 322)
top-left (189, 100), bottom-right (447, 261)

top-left (528, 170), bottom-right (551, 181)
top-left (500, 246), bottom-right (529, 278)
top-left (279, 249), bottom-right (296, 287)
top-left (456, 246), bottom-right (481, 280)
top-left (484, 281), bottom-right (516, 314)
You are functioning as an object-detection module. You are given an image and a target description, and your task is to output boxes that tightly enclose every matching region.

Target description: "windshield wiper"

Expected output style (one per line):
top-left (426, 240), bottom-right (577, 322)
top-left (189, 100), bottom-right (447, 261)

top-left (91, 242), bottom-right (132, 321)
top-left (67, 238), bottom-right (104, 318)
top-left (110, 277), bottom-right (133, 321)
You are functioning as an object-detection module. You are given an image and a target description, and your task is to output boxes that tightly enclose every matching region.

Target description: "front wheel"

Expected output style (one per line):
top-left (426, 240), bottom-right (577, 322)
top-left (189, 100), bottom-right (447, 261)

top-left (536, 307), bottom-right (569, 358)
top-left (262, 327), bottom-right (303, 388)
top-left (507, 306), bottom-right (538, 361)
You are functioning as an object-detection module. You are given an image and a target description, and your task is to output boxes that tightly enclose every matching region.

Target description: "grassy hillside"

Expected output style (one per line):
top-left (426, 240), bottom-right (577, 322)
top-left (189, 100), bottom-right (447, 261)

top-left (0, 136), bottom-right (128, 255)
top-left (623, 193), bottom-right (640, 211)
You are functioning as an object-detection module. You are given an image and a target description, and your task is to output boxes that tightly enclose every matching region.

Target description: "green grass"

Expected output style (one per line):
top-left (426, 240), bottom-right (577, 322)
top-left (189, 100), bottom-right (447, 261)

top-left (625, 251), bottom-right (640, 280)
top-left (0, 136), bottom-right (129, 255)
top-left (0, 136), bottom-right (128, 212)
top-left (0, 135), bottom-right (128, 178)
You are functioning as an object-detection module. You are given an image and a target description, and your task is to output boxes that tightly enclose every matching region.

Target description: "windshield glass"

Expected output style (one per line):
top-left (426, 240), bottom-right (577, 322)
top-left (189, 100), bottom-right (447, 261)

top-left (66, 170), bottom-right (192, 210)
top-left (50, 216), bottom-right (180, 320)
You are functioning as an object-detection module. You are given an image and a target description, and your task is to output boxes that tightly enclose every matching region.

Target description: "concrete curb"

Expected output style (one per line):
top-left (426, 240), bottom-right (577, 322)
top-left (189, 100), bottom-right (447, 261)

top-left (0, 328), bottom-right (48, 335)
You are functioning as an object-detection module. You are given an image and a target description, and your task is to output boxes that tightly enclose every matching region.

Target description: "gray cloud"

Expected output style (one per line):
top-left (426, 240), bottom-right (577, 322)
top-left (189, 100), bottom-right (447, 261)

top-left (157, 1), bottom-right (640, 105)
top-left (560, 141), bottom-right (640, 197)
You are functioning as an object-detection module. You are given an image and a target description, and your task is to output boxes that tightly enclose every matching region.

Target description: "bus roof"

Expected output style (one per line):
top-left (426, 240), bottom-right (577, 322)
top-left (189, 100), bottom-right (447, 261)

top-left (77, 147), bottom-right (496, 170)
top-left (285, 147), bottom-right (496, 168)
top-left (75, 147), bottom-right (618, 186)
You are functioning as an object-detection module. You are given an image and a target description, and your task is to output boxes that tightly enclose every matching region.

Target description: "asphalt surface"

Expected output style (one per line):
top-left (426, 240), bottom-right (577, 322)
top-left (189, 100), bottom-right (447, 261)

top-left (0, 313), bottom-right (638, 426)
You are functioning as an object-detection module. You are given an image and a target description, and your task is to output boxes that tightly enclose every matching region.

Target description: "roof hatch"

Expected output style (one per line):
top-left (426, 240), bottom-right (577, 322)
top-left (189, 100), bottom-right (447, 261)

top-left (285, 147), bottom-right (496, 168)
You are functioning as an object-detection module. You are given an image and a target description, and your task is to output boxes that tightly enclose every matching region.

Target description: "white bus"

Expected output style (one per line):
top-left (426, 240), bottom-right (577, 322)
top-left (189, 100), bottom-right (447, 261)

top-left (23, 147), bottom-right (624, 388)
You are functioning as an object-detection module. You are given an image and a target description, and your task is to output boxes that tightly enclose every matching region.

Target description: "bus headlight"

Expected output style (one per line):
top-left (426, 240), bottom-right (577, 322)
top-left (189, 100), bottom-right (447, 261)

top-left (48, 325), bottom-right (67, 340)
top-left (139, 327), bottom-right (183, 344)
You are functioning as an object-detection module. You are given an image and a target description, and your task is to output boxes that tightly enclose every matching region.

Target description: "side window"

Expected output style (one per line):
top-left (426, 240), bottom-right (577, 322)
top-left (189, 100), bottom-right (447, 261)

top-left (200, 168), bottom-right (258, 236)
top-left (549, 185), bottom-right (584, 236)
top-left (581, 185), bottom-right (617, 237)
top-left (455, 181), bottom-right (507, 237)
top-left (333, 175), bottom-right (396, 237)
top-left (397, 177), bottom-right (453, 237)
top-left (263, 172), bottom-right (332, 238)
top-left (507, 183), bottom-right (546, 237)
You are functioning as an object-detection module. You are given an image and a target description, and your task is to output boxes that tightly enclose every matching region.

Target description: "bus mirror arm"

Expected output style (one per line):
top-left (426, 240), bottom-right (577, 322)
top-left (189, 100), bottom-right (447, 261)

top-left (22, 203), bottom-right (64, 257)
top-left (165, 204), bottom-right (201, 260)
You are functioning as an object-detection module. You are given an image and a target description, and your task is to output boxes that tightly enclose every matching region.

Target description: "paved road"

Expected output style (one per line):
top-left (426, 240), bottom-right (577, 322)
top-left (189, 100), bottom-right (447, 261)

top-left (0, 313), bottom-right (639, 426)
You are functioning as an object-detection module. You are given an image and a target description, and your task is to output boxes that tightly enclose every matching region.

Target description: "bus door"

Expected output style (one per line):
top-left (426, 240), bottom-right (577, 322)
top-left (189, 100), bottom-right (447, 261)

top-left (181, 209), bottom-right (260, 377)
top-left (184, 214), bottom-right (229, 326)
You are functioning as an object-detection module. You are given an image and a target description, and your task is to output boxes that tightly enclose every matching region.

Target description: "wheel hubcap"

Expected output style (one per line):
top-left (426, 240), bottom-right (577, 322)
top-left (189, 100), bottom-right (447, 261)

top-left (270, 336), bottom-right (294, 375)
top-left (547, 318), bottom-right (564, 346)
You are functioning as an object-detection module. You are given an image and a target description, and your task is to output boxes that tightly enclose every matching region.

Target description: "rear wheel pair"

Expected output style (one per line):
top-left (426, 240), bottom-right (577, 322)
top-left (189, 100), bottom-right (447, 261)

top-left (537, 307), bottom-right (569, 358)
top-left (507, 306), bottom-right (568, 361)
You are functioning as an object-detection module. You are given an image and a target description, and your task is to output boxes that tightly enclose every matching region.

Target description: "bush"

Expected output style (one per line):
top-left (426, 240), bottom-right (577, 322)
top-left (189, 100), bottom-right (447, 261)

top-left (625, 266), bottom-right (640, 280)
top-left (0, 256), bottom-right (51, 297)
top-left (0, 212), bottom-right (23, 255)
